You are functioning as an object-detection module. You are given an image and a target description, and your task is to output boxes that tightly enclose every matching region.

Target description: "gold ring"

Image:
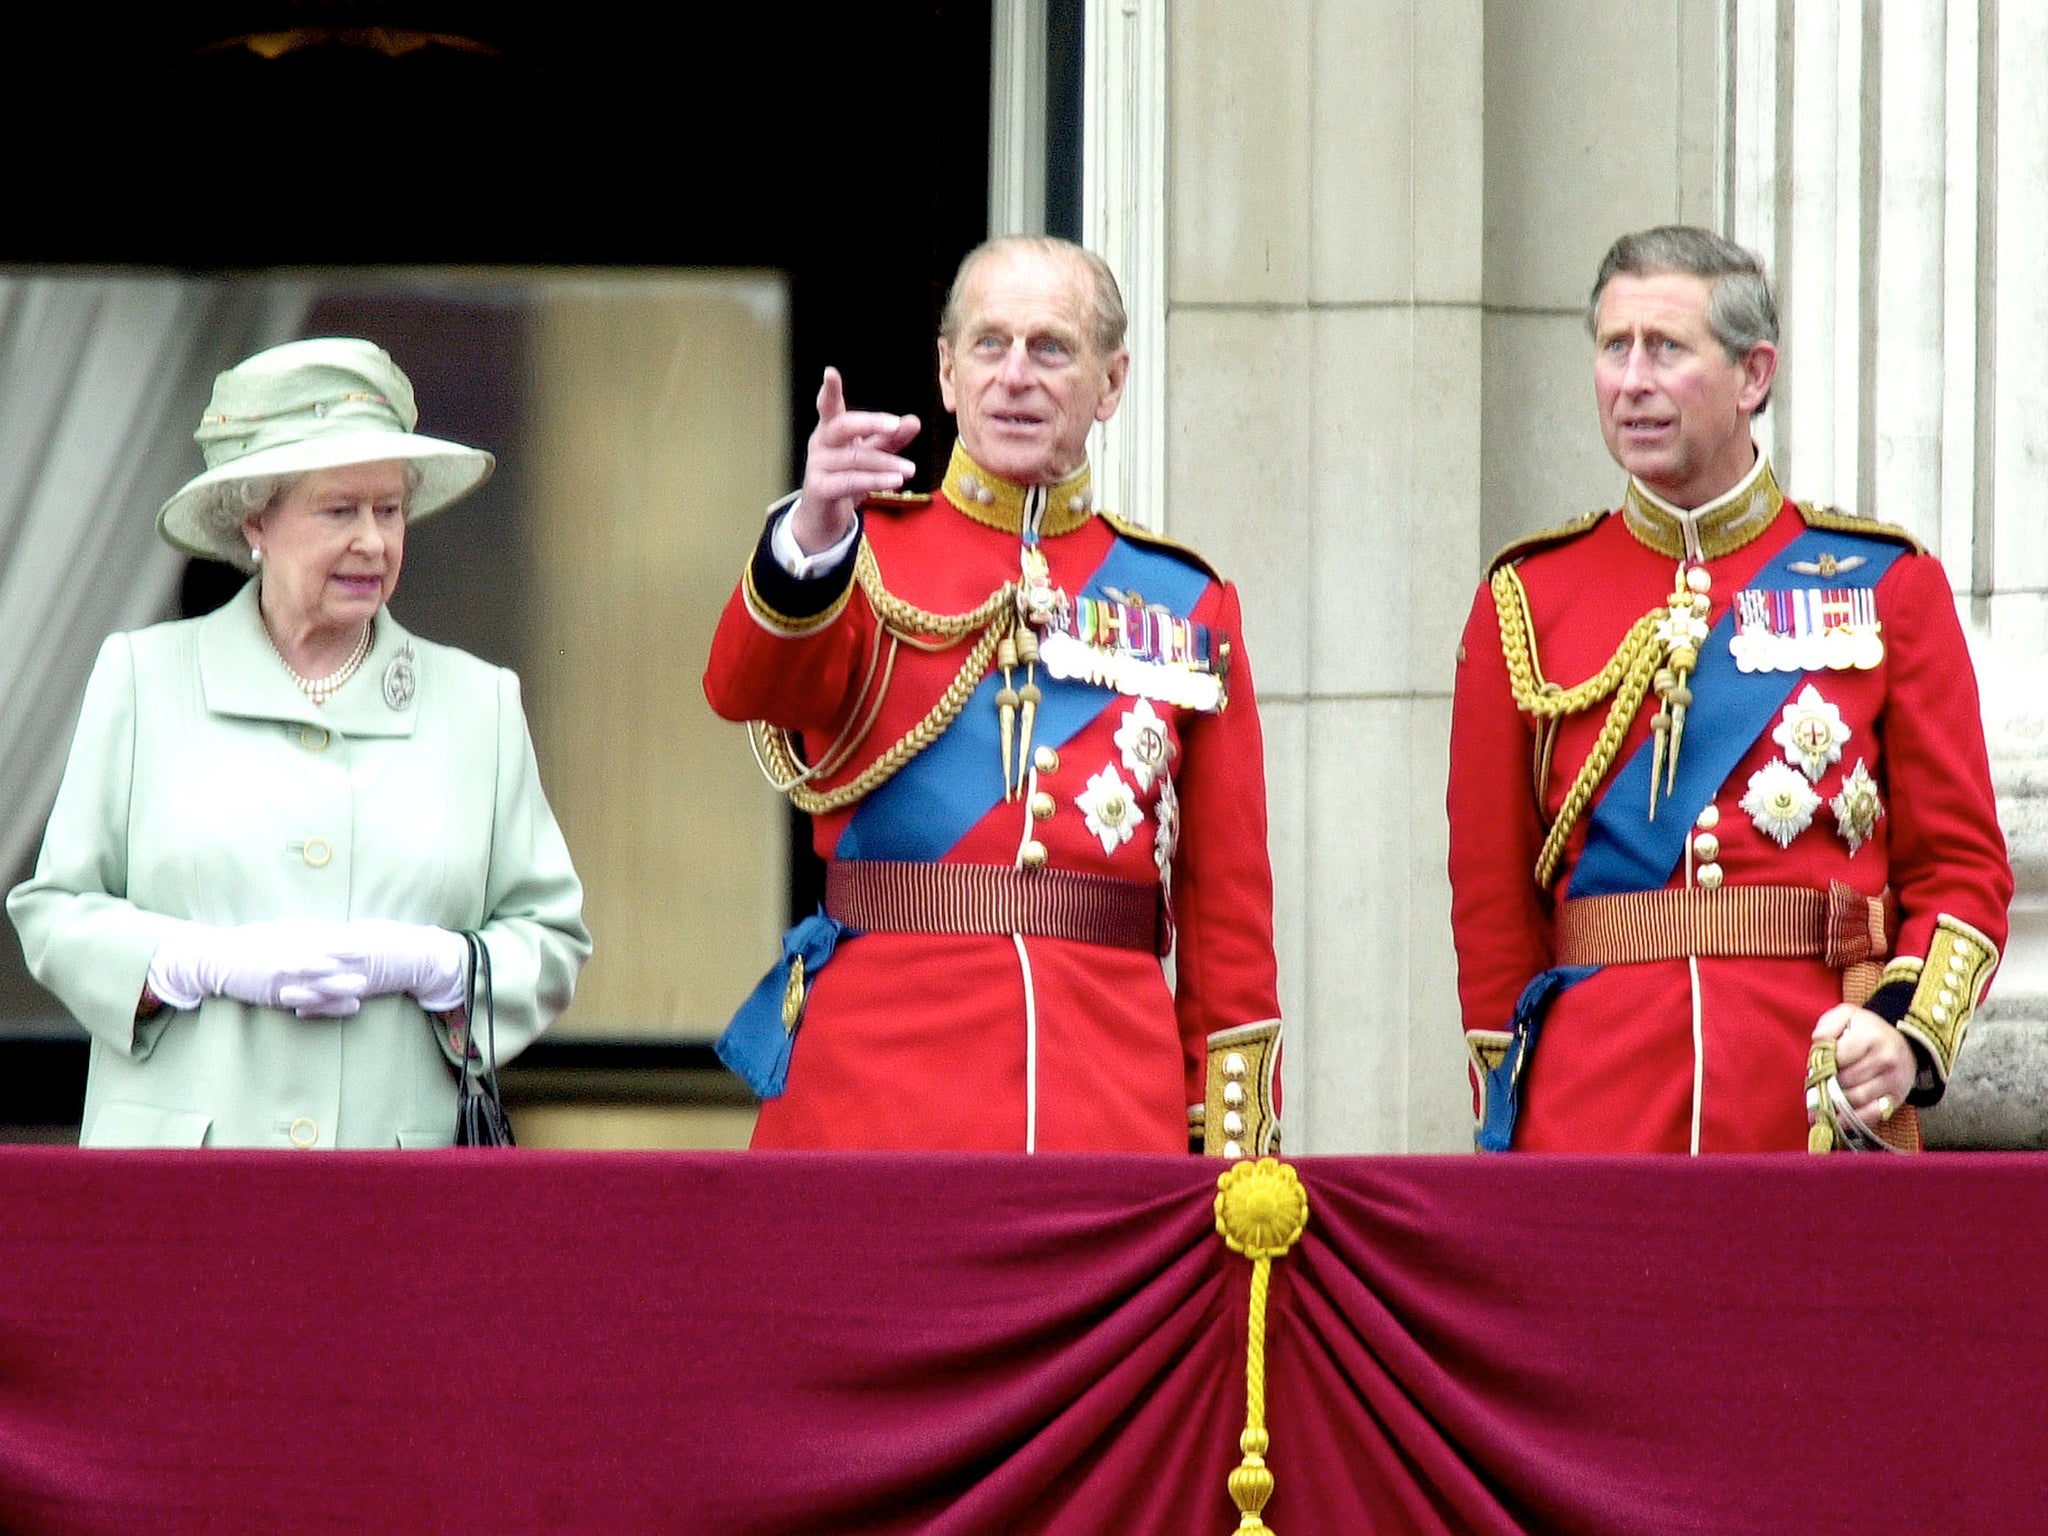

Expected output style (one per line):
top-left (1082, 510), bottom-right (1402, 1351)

top-left (1876, 1095), bottom-right (1896, 1122)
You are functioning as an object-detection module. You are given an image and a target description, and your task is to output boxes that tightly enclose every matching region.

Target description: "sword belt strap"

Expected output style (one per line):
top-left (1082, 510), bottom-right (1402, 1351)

top-left (1555, 881), bottom-right (1894, 970)
top-left (825, 860), bottom-right (1166, 955)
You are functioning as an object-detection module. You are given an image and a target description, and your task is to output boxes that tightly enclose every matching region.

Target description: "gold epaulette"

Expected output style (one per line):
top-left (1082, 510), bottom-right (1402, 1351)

top-left (1796, 502), bottom-right (1925, 553)
top-left (1099, 511), bottom-right (1224, 583)
top-left (1486, 508), bottom-right (1607, 575)
top-left (862, 490), bottom-right (932, 514)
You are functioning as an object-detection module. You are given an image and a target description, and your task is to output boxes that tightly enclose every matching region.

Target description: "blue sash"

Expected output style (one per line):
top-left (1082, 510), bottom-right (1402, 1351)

top-left (715, 913), bottom-right (849, 1099)
top-left (835, 536), bottom-right (1210, 862)
top-left (1568, 527), bottom-right (1904, 898)
top-left (1475, 965), bottom-right (1596, 1152)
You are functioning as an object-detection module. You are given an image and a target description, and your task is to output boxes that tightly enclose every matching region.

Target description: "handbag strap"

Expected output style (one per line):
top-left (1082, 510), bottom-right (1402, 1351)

top-left (460, 929), bottom-right (506, 1107)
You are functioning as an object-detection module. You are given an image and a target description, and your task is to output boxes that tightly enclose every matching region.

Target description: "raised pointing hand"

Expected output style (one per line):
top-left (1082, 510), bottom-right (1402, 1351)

top-left (789, 367), bottom-right (921, 554)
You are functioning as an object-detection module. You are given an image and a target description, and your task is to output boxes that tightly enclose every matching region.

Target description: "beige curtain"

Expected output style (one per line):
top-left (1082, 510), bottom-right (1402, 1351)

top-left (525, 275), bottom-right (791, 1040)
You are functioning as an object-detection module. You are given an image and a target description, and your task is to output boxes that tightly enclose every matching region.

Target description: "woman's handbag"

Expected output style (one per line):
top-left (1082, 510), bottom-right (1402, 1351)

top-left (454, 930), bottom-right (516, 1147)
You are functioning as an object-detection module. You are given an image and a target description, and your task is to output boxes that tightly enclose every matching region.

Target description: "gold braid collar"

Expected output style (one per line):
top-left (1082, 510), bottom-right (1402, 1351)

top-left (940, 440), bottom-right (1095, 536)
top-left (1491, 564), bottom-right (1665, 888)
top-left (750, 541), bottom-right (1018, 814)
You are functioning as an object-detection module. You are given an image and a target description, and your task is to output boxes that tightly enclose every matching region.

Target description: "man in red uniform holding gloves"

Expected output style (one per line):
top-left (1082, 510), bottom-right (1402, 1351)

top-left (1449, 225), bottom-right (2011, 1154)
top-left (704, 236), bottom-right (1281, 1153)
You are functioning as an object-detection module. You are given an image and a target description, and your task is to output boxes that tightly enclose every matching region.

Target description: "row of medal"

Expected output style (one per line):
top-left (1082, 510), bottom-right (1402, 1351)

top-left (1730, 586), bottom-right (1884, 673)
top-left (1020, 548), bottom-right (1226, 715)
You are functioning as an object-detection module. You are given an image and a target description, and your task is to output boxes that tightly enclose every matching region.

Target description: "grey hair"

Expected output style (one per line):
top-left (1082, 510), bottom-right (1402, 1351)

top-left (939, 235), bottom-right (1128, 357)
top-left (209, 462), bottom-right (427, 561)
top-left (1588, 225), bottom-right (1779, 410)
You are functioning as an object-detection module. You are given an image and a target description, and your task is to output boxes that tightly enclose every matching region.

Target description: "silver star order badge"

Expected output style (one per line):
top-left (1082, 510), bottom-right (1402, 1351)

top-left (1076, 766), bottom-right (1143, 856)
top-left (1153, 774), bottom-right (1180, 876)
top-left (1114, 699), bottom-right (1176, 792)
top-left (1741, 759), bottom-right (1822, 849)
top-left (1772, 683), bottom-right (1850, 783)
top-left (1829, 758), bottom-right (1885, 855)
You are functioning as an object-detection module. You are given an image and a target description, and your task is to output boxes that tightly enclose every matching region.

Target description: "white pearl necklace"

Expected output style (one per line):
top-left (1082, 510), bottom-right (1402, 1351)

top-left (270, 619), bottom-right (375, 705)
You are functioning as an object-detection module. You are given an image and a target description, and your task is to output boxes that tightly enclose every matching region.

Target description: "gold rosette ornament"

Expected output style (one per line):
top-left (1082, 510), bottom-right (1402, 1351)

top-left (1214, 1158), bottom-right (1310, 1535)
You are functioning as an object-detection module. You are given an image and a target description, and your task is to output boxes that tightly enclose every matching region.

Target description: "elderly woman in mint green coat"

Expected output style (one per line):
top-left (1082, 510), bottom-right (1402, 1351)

top-left (8, 338), bottom-right (591, 1148)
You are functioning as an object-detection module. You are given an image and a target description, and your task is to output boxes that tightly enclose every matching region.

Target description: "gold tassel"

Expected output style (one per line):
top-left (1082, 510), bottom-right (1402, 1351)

top-left (1648, 571), bottom-right (1708, 818)
top-left (1214, 1159), bottom-right (1309, 1536)
top-left (1014, 626), bottom-right (1042, 786)
top-left (995, 631), bottom-right (1020, 799)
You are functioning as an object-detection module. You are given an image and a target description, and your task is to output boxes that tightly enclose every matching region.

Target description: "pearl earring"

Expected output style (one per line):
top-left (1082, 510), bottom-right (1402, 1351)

top-left (250, 546), bottom-right (263, 566)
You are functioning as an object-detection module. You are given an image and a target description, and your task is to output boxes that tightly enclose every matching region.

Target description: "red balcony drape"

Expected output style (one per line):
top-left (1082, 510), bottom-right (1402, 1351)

top-left (1, 1149), bottom-right (2041, 1534)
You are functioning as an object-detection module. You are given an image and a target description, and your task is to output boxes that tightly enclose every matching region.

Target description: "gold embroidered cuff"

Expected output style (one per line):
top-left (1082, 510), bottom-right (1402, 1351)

top-left (1894, 914), bottom-right (2000, 1081)
top-left (1203, 1020), bottom-right (1281, 1158)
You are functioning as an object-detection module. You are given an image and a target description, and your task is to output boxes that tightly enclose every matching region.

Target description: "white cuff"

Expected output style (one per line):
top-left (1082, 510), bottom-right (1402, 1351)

top-left (769, 504), bottom-right (859, 579)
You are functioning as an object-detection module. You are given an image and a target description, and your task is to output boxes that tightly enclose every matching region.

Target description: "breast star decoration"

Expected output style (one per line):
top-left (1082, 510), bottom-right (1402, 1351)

top-left (1772, 684), bottom-right (1851, 782)
top-left (1113, 698), bottom-right (1177, 792)
top-left (1741, 758), bottom-right (1823, 849)
top-left (1077, 766), bottom-right (1144, 855)
top-left (1829, 758), bottom-right (1885, 854)
top-left (1153, 773), bottom-right (1180, 876)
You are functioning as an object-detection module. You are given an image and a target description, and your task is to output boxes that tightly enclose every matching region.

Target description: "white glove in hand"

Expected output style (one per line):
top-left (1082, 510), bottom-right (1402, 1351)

top-left (147, 921), bottom-right (370, 1017)
top-left (323, 920), bottom-right (469, 1013)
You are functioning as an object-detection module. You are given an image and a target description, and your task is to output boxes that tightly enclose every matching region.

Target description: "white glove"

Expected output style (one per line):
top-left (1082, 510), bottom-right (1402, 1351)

top-left (147, 921), bottom-right (370, 1018)
top-left (320, 920), bottom-right (470, 1013)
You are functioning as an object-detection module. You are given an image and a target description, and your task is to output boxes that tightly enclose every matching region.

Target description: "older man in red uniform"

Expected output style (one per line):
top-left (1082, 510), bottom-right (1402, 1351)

top-left (1449, 225), bottom-right (2011, 1154)
top-left (704, 236), bottom-right (1281, 1153)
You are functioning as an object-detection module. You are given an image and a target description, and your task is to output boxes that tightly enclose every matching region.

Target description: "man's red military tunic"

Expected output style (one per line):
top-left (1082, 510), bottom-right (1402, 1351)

top-left (705, 444), bottom-right (1280, 1151)
top-left (1448, 457), bottom-right (2011, 1152)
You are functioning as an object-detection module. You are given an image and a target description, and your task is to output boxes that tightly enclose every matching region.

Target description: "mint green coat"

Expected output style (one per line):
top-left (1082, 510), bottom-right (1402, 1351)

top-left (8, 581), bottom-right (591, 1148)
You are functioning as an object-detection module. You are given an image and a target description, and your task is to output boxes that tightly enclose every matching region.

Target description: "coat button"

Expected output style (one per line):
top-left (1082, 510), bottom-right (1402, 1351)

top-left (1020, 840), bottom-right (1048, 869)
top-left (1696, 862), bottom-right (1724, 890)
top-left (289, 1116), bottom-right (319, 1148)
top-left (299, 725), bottom-right (330, 752)
top-left (301, 838), bottom-right (333, 868)
top-left (1029, 792), bottom-right (1055, 820)
top-left (1695, 804), bottom-right (1720, 830)
top-left (1033, 747), bottom-right (1059, 775)
top-left (1692, 832), bottom-right (1720, 862)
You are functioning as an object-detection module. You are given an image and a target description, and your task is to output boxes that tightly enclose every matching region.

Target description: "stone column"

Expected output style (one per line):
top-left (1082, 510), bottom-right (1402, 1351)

top-left (1930, 5), bottom-right (2048, 1145)
top-left (1924, 642), bottom-right (2048, 1149)
top-left (1161, 0), bottom-right (1487, 1151)
top-left (1729, 1), bottom-right (2048, 1145)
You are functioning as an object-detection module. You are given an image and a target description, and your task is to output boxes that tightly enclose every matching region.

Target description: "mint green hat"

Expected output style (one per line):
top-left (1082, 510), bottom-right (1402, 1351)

top-left (157, 337), bottom-right (495, 571)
